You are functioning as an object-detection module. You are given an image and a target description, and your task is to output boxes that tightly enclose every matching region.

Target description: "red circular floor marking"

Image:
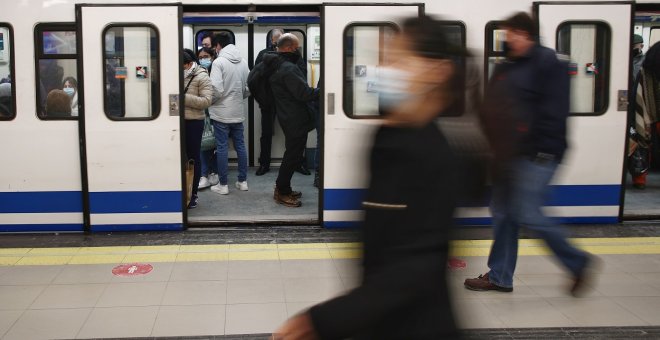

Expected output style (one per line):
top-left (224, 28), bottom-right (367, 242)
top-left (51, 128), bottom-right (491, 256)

top-left (447, 257), bottom-right (467, 270)
top-left (112, 263), bottom-right (153, 276)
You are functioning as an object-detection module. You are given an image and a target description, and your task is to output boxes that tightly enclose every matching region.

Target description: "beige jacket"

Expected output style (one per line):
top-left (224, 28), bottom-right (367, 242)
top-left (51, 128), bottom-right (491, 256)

top-left (184, 65), bottom-right (213, 120)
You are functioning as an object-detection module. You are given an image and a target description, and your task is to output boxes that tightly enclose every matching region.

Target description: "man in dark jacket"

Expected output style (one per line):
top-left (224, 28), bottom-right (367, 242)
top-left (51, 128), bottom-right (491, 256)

top-left (465, 12), bottom-right (593, 295)
top-left (254, 28), bottom-right (284, 176)
top-left (268, 33), bottom-right (319, 207)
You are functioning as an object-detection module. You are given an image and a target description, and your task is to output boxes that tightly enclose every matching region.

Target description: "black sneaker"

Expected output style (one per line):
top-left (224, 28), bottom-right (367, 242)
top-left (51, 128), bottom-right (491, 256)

top-left (295, 165), bottom-right (311, 175)
top-left (256, 165), bottom-right (270, 176)
top-left (188, 196), bottom-right (198, 209)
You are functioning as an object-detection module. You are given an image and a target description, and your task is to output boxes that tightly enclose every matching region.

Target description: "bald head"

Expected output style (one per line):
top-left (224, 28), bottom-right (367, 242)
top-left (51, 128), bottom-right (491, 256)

top-left (276, 33), bottom-right (299, 53)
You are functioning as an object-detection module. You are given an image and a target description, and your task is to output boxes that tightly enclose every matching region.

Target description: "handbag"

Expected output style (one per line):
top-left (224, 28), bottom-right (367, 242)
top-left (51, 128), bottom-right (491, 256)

top-left (201, 115), bottom-right (215, 151)
top-left (185, 159), bottom-right (194, 206)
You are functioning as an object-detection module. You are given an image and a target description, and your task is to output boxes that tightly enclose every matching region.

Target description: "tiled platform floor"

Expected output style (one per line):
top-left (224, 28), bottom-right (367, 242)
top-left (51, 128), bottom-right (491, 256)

top-left (0, 240), bottom-right (659, 339)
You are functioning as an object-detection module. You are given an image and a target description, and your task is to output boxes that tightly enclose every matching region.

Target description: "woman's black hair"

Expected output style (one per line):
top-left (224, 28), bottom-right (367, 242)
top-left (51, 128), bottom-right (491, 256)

top-left (62, 76), bottom-right (77, 89)
top-left (196, 46), bottom-right (217, 59)
top-left (402, 15), bottom-right (466, 60)
top-left (183, 48), bottom-right (197, 64)
top-left (643, 41), bottom-right (660, 78)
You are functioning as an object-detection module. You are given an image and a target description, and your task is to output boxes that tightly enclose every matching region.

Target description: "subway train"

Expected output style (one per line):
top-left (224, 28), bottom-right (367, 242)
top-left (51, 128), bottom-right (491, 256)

top-left (0, 0), bottom-right (658, 232)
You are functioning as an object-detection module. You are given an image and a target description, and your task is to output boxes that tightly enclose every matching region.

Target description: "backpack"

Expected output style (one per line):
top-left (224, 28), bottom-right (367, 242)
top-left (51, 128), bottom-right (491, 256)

top-left (247, 56), bottom-right (281, 110)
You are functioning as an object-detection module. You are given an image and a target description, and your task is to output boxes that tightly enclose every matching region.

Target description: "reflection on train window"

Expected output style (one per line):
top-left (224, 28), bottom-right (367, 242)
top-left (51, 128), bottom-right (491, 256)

top-left (103, 25), bottom-right (160, 120)
top-left (650, 27), bottom-right (660, 49)
top-left (436, 21), bottom-right (466, 116)
top-left (0, 25), bottom-right (15, 120)
top-left (485, 21), bottom-right (506, 83)
top-left (343, 23), bottom-right (398, 118)
top-left (35, 24), bottom-right (78, 120)
top-left (195, 29), bottom-right (235, 50)
top-left (557, 22), bottom-right (611, 115)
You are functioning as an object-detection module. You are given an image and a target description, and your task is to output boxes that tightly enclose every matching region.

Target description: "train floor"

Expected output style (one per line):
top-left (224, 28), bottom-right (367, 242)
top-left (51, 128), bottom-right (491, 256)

top-left (624, 170), bottom-right (660, 218)
top-left (188, 167), bottom-right (319, 224)
top-left (0, 226), bottom-right (659, 339)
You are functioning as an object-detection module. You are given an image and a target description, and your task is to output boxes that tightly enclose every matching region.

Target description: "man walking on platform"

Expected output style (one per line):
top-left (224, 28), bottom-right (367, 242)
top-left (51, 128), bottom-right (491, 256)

top-left (464, 12), bottom-right (595, 296)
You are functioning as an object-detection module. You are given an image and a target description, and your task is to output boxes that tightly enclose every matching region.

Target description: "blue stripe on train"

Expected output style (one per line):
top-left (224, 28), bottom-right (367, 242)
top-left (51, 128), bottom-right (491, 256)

top-left (323, 216), bottom-right (619, 228)
top-left (89, 191), bottom-right (182, 214)
top-left (0, 191), bottom-right (83, 213)
top-left (0, 224), bottom-right (84, 232)
top-left (323, 185), bottom-right (621, 211)
top-left (91, 223), bottom-right (183, 232)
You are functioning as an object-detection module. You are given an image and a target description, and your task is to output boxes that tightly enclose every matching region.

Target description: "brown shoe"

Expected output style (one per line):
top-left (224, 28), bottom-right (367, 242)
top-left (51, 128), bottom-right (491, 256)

top-left (290, 190), bottom-right (302, 199)
top-left (274, 188), bottom-right (302, 207)
top-left (571, 256), bottom-right (600, 297)
top-left (464, 273), bottom-right (513, 292)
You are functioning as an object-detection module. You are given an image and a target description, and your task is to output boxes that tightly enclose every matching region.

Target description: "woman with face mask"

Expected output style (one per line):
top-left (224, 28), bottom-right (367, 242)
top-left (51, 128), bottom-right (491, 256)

top-left (183, 48), bottom-right (213, 209)
top-left (274, 15), bottom-right (464, 340)
top-left (62, 76), bottom-right (78, 116)
top-left (196, 47), bottom-right (220, 190)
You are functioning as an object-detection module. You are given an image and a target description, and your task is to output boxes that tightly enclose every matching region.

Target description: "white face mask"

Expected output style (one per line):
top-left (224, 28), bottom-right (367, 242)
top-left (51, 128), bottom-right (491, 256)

top-left (63, 87), bottom-right (75, 97)
top-left (183, 62), bottom-right (196, 78)
top-left (374, 66), bottom-right (438, 111)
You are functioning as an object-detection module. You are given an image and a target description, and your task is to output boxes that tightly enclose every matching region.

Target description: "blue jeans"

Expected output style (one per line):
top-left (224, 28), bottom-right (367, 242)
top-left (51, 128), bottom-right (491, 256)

top-left (487, 158), bottom-right (588, 288)
top-left (200, 149), bottom-right (217, 177)
top-left (212, 121), bottom-right (247, 185)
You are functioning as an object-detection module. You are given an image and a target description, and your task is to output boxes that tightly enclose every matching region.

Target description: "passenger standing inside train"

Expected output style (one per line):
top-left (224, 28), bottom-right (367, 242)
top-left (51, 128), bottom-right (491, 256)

top-left (632, 34), bottom-right (645, 79)
top-left (197, 47), bottom-right (220, 190)
top-left (183, 48), bottom-right (213, 209)
top-left (209, 32), bottom-right (250, 195)
top-left (274, 16), bottom-right (462, 339)
top-left (254, 28), bottom-right (284, 176)
top-left (268, 34), bottom-right (319, 207)
top-left (62, 77), bottom-right (78, 117)
top-left (200, 32), bottom-right (213, 49)
top-left (464, 12), bottom-right (594, 295)
top-left (629, 42), bottom-right (660, 189)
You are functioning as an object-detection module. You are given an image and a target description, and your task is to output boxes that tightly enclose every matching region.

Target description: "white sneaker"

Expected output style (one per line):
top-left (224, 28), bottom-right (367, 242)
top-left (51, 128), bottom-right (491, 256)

top-left (235, 181), bottom-right (248, 191)
top-left (198, 176), bottom-right (210, 189)
top-left (208, 173), bottom-right (219, 186)
top-left (211, 184), bottom-right (229, 195)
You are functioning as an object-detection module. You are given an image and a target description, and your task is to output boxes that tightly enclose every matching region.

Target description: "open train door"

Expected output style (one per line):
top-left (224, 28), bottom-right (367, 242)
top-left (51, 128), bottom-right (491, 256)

top-left (321, 4), bottom-right (422, 227)
top-left (535, 1), bottom-right (633, 223)
top-left (77, 4), bottom-right (184, 231)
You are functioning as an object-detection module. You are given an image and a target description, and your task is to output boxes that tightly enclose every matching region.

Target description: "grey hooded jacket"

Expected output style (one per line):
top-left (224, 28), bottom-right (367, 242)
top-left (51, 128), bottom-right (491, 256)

top-left (209, 44), bottom-right (250, 123)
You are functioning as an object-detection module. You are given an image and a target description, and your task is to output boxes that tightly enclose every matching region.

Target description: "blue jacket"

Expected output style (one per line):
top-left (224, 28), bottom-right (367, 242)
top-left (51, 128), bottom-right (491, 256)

top-left (483, 44), bottom-right (570, 163)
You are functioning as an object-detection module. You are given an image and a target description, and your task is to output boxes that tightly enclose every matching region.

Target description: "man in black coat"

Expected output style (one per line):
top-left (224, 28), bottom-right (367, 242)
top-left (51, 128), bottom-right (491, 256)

top-left (267, 33), bottom-right (319, 207)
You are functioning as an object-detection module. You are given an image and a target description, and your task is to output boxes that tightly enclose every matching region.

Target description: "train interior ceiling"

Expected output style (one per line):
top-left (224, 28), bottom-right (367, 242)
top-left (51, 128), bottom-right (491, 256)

top-left (182, 5), bottom-right (322, 225)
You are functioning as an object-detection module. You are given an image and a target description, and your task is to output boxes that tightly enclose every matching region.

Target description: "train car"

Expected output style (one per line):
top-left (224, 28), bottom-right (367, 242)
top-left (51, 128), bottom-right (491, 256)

top-left (0, 0), bottom-right (657, 232)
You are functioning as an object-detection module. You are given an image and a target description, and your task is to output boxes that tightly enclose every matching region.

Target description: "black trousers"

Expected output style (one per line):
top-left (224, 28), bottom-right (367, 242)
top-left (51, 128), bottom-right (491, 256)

top-left (258, 107), bottom-right (276, 167)
top-left (276, 133), bottom-right (307, 195)
top-left (185, 119), bottom-right (204, 198)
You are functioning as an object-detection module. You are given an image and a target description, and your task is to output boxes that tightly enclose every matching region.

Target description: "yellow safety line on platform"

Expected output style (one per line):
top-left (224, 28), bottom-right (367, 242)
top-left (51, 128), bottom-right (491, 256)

top-left (0, 237), bottom-right (659, 266)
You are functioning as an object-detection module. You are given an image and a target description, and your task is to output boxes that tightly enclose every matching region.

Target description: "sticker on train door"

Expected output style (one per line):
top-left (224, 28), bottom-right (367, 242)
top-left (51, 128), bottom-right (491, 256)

top-left (586, 63), bottom-right (598, 75)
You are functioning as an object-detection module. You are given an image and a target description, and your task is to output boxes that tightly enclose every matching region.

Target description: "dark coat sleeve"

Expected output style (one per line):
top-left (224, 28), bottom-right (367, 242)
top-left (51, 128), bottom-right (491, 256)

top-left (281, 67), bottom-right (319, 103)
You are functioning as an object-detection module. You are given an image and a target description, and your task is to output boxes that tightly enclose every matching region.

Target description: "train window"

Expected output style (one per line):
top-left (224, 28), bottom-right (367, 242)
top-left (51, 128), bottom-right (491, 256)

top-left (650, 27), bottom-right (660, 48)
top-left (35, 23), bottom-right (79, 120)
top-left (266, 28), bottom-right (307, 60)
top-left (0, 24), bottom-right (15, 120)
top-left (484, 21), bottom-right (506, 84)
top-left (195, 29), bottom-right (235, 50)
top-left (103, 25), bottom-right (160, 120)
top-left (557, 22), bottom-right (611, 115)
top-left (343, 23), bottom-right (398, 118)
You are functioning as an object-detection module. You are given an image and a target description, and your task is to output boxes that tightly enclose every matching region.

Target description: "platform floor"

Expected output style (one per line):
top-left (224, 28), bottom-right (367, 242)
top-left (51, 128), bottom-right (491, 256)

top-left (188, 168), bottom-right (318, 224)
top-left (1, 235), bottom-right (660, 339)
top-left (624, 171), bottom-right (660, 218)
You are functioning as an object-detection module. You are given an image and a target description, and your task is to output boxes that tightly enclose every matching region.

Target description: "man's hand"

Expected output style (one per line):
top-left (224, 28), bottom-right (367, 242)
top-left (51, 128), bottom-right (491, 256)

top-left (273, 312), bottom-right (319, 340)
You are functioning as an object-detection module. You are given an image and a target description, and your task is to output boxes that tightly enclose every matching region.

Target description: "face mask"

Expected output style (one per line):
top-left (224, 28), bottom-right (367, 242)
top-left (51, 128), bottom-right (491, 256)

top-left (63, 87), bottom-right (75, 97)
top-left (633, 47), bottom-right (642, 57)
top-left (199, 58), bottom-right (212, 69)
top-left (375, 66), bottom-right (437, 112)
top-left (183, 62), bottom-right (196, 78)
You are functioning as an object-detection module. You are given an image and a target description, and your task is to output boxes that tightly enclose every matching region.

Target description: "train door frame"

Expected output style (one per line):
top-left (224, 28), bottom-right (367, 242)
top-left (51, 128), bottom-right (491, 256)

top-left (320, 3), bottom-right (424, 228)
top-left (622, 2), bottom-right (660, 220)
top-left (76, 3), bottom-right (185, 232)
top-left (182, 5), bottom-right (322, 226)
top-left (534, 1), bottom-right (633, 224)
